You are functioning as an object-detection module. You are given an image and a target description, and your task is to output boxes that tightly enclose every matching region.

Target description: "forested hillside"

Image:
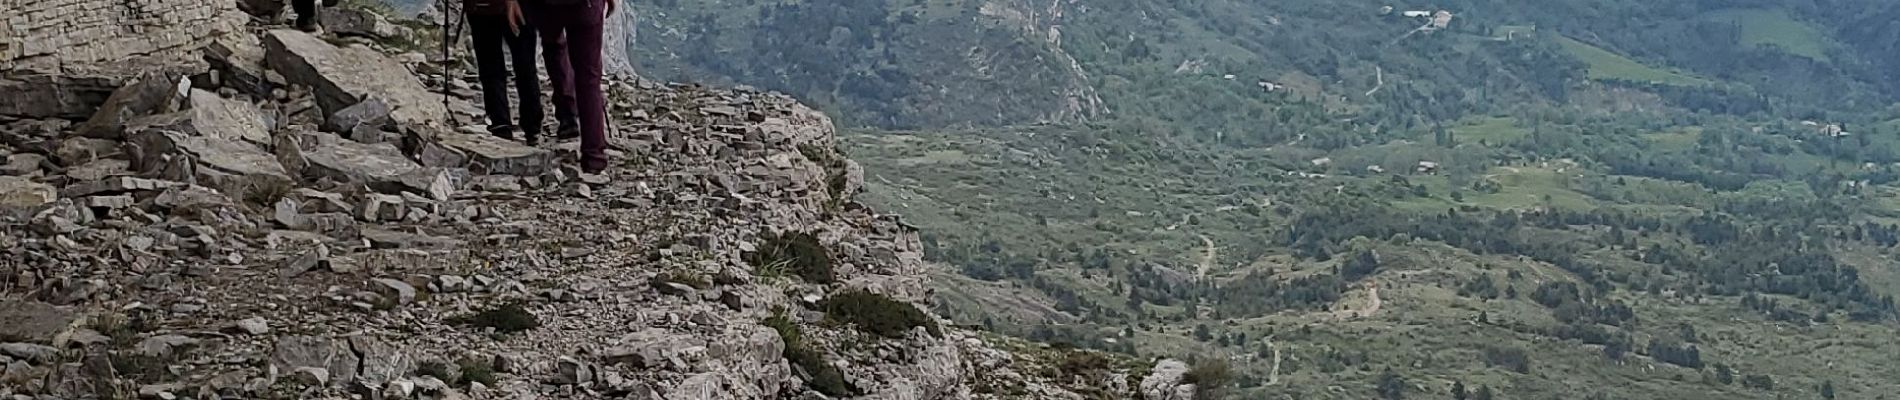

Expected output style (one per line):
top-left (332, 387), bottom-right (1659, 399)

top-left (617, 0), bottom-right (1900, 398)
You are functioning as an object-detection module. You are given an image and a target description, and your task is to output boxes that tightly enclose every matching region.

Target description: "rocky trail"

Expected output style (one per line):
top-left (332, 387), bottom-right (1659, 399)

top-left (0, 2), bottom-right (1180, 399)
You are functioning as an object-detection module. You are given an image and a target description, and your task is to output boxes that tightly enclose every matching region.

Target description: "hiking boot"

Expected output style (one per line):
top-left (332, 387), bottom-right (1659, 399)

top-left (487, 124), bottom-right (518, 140)
top-left (555, 123), bottom-right (581, 140)
top-left (295, 16), bottom-right (322, 33)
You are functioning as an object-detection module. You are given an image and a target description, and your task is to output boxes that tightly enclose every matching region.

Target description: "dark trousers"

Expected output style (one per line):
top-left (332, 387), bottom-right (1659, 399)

top-left (292, 0), bottom-right (316, 23)
top-left (527, 1), bottom-right (608, 171)
top-left (469, 13), bottom-right (550, 138)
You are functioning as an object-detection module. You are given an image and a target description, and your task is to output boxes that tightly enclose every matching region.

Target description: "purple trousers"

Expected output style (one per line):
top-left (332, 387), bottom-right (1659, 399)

top-left (527, 0), bottom-right (609, 171)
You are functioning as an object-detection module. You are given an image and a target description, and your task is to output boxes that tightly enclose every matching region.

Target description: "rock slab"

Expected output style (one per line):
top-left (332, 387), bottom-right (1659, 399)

top-left (263, 30), bottom-right (447, 126)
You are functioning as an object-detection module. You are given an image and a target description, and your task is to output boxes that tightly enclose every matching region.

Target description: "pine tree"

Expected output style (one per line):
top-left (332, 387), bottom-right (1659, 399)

top-left (1452, 381), bottom-right (1469, 400)
top-left (1475, 385), bottom-right (1495, 400)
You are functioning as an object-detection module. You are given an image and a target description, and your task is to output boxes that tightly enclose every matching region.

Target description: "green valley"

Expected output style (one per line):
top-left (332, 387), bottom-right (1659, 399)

top-left (616, 0), bottom-right (1900, 398)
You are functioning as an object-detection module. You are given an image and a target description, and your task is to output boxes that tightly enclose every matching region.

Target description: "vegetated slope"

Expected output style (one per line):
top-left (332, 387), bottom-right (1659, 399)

top-left (619, 0), bottom-right (1900, 398)
top-left (846, 112), bottom-right (1900, 398)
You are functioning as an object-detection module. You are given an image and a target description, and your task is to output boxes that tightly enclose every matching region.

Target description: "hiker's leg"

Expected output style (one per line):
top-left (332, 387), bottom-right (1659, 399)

top-left (531, 11), bottom-right (580, 137)
top-left (568, 6), bottom-right (608, 171)
top-left (470, 14), bottom-right (514, 137)
top-left (509, 22), bottom-right (545, 142)
top-left (292, 0), bottom-right (318, 30)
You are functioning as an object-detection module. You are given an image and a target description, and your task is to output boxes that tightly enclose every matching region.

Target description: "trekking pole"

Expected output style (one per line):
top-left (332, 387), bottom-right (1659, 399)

top-left (439, 0), bottom-right (467, 127)
top-left (440, 0), bottom-right (452, 126)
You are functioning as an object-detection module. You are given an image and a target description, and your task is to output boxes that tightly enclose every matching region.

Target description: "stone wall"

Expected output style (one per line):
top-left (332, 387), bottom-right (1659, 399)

top-left (0, 0), bottom-right (244, 71)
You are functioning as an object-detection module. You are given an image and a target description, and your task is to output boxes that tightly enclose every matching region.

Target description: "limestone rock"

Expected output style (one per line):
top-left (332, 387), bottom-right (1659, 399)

top-left (350, 336), bottom-right (413, 385)
top-left (300, 140), bottom-right (419, 190)
top-left (411, 130), bottom-right (554, 176)
top-left (135, 334), bottom-right (199, 358)
top-left (323, 98), bottom-right (392, 136)
top-left (233, 317), bottom-right (270, 335)
top-left (602, 330), bottom-right (705, 371)
top-left (0, 343), bottom-right (58, 363)
top-left (0, 301), bottom-right (76, 344)
top-left (0, 176), bottom-right (57, 209)
top-left (270, 336), bottom-right (359, 386)
top-left (1138, 359), bottom-right (1191, 400)
top-left (291, 367), bottom-right (330, 387)
top-left (52, 137), bottom-right (124, 166)
top-left (2, 153), bottom-right (47, 176)
top-left (204, 37), bottom-right (272, 98)
top-left (357, 194), bottom-right (406, 222)
top-left (318, 7), bottom-right (409, 40)
top-left (60, 176), bottom-right (182, 198)
top-left (182, 89), bottom-right (273, 145)
top-left (0, 71), bottom-right (125, 119)
top-left (128, 130), bottom-right (291, 199)
top-left (263, 30), bottom-right (447, 125)
top-left (74, 71), bottom-right (190, 139)
top-left (63, 159), bottom-right (132, 182)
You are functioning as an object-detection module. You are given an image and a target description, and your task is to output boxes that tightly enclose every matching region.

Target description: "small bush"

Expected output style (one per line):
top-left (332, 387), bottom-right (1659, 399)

top-left (457, 357), bottom-right (498, 387)
top-left (747, 231), bottom-right (836, 284)
top-left (766, 309), bottom-right (856, 396)
top-left (1183, 359), bottom-right (1234, 398)
top-left (1482, 345), bottom-right (1533, 373)
top-left (822, 289), bottom-right (941, 339)
top-left (1056, 351), bottom-right (1113, 382)
top-left (452, 303), bottom-right (540, 334)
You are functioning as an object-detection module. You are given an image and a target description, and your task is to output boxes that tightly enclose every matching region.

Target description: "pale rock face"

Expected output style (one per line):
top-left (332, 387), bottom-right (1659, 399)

top-left (1139, 359), bottom-right (1194, 400)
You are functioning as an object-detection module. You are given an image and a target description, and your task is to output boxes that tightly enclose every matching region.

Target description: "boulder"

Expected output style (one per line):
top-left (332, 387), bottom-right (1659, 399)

top-left (300, 140), bottom-right (420, 190)
top-left (74, 71), bottom-right (190, 139)
top-left (410, 130), bottom-right (554, 176)
top-left (318, 7), bottom-right (410, 40)
top-left (0, 301), bottom-right (76, 344)
top-left (184, 89), bottom-right (273, 145)
top-left (1138, 359), bottom-right (1191, 400)
top-left (0, 71), bottom-right (124, 119)
top-left (270, 336), bottom-right (359, 387)
top-left (204, 37), bottom-right (273, 98)
top-left (263, 30), bottom-right (446, 126)
top-left (1, 153), bottom-right (47, 176)
top-left (0, 177), bottom-right (57, 209)
top-left (121, 90), bottom-right (273, 146)
top-left (323, 98), bottom-right (392, 136)
top-left (128, 130), bottom-right (292, 200)
top-left (52, 137), bottom-right (124, 166)
top-left (349, 336), bottom-right (413, 384)
top-left (357, 194), bottom-right (406, 222)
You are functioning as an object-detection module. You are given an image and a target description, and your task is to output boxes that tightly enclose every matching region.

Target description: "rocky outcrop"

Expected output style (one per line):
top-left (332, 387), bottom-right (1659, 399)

top-left (0, 4), bottom-right (1161, 400)
top-left (1140, 359), bottom-right (1197, 400)
top-left (0, 0), bottom-right (244, 71)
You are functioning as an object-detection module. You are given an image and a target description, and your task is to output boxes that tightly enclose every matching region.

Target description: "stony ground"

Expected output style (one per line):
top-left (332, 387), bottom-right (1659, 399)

top-left (0, 5), bottom-right (1177, 400)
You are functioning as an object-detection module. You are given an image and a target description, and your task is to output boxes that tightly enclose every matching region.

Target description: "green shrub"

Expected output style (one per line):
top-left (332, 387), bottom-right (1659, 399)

top-left (822, 289), bottom-right (941, 339)
top-left (747, 231), bottom-right (836, 284)
top-left (766, 309), bottom-right (856, 396)
top-left (1184, 359), bottom-right (1234, 399)
top-left (457, 357), bottom-right (498, 387)
top-left (1056, 351), bottom-right (1113, 382)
